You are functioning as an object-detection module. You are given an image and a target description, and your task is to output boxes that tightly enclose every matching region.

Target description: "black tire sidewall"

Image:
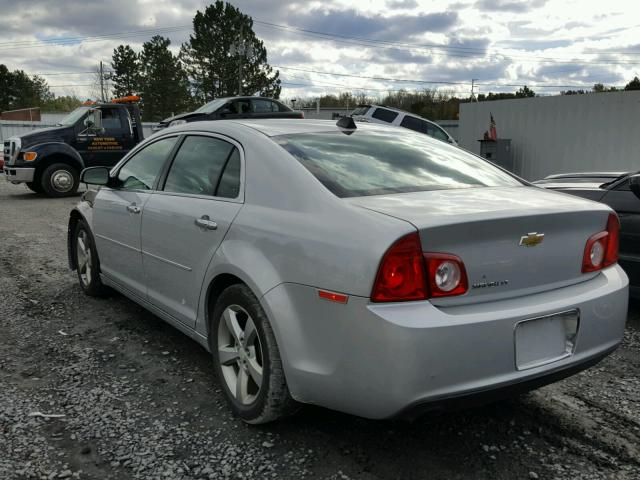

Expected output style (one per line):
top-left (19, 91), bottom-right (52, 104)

top-left (41, 163), bottom-right (79, 197)
top-left (210, 285), bottom-right (273, 419)
top-left (73, 220), bottom-right (104, 296)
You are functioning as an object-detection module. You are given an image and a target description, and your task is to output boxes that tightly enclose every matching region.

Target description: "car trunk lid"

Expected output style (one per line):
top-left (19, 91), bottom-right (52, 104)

top-left (347, 186), bottom-right (612, 305)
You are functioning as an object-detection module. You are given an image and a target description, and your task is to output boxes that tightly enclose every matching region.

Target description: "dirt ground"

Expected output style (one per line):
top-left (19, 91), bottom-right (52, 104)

top-left (0, 179), bottom-right (638, 480)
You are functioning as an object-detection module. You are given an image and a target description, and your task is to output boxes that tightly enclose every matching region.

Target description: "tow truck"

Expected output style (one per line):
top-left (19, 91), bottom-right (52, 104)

top-left (3, 96), bottom-right (143, 197)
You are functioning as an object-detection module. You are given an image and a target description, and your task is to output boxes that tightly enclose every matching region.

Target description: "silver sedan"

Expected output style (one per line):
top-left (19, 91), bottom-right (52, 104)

top-left (68, 119), bottom-right (628, 423)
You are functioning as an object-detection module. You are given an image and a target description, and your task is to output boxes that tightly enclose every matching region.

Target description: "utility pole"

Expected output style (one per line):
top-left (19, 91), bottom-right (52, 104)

top-left (471, 78), bottom-right (479, 102)
top-left (99, 61), bottom-right (105, 102)
top-left (238, 24), bottom-right (243, 96)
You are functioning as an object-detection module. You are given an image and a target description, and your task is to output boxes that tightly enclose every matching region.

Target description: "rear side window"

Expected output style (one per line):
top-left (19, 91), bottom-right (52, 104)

top-left (117, 136), bottom-right (178, 190)
top-left (371, 108), bottom-right (398, 123)
top-left (274, 130), bottom-right (522, 198)
top-left (163, 136), bottom-right (236, 197)
top-left (216, 150), bottom-right (241, 198)
top-left (251, 99), bottom-right (278, 113)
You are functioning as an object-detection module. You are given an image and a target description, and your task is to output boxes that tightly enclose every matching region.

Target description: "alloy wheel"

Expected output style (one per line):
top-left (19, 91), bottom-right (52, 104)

top-left (217, 304), bottom-right (264, 405)
top-left (76, 229), bottom-right (92, 286)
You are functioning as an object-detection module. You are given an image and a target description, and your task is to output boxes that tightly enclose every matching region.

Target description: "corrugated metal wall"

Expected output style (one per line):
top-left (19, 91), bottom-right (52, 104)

top-left (459, 91), bottom-right (640, 180)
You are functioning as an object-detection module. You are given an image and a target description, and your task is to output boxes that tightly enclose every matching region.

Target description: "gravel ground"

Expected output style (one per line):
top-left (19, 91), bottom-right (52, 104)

top-left (0, 179), bottom-right (639, 480)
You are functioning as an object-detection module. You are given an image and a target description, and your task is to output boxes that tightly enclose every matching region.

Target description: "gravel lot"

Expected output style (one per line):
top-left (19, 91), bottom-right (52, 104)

top-left (0, 179), bottom-right (639, 480)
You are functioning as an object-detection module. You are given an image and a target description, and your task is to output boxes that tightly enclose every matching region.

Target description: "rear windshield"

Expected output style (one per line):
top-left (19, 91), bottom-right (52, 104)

top-left (274, 130), bottom-right (522, 198)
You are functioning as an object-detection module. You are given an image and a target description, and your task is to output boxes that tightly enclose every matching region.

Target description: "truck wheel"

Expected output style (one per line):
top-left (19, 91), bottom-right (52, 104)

top-left (41, 163), bottom-right (79, 197)
top-left (26, 182), bottom-right (44, 193)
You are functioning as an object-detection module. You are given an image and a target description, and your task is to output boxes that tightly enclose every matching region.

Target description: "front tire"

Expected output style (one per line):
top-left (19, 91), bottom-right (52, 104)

top-left (211, 284), bottom-right (297, 424)
top-left (41, 163), bottom-right (79, 197)
top-left (73, 220), bottom-right (109, 297)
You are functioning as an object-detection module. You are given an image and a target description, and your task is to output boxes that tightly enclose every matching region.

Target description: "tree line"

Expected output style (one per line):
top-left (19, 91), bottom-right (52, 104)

top-left (301, 78), bottom-right (640, 120)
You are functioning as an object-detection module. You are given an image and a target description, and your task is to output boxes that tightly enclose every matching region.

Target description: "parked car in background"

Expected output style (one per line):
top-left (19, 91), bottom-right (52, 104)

top-left (535, 171), bottom-right (639, 296)
top-left (3, 97), bottom-right (144, 197)
top-left (153, 96), bottom-right (303, 130)
top-left (69, 119), bottom-right (627, 424)
top-left (350, 104), bottom-right (457, 145)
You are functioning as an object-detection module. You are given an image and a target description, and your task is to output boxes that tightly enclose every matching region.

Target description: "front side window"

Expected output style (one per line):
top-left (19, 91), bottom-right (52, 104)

top-left (371, 108), bottom-right (399, 123)
top-left (163, 136), bottom-right (238, 197)
top-left (426, 123), bottom-right (450, 142)
top-left (275, 130), bottom-right (522, 198)
top-left (117, 136), bottom-right (178, 190)
top-left (351, 106), bottom-right (370, 116)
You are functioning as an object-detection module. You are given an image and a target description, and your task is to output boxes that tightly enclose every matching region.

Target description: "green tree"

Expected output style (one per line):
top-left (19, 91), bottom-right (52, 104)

top-left (515, 85), bottom-right (535, 98)
top-left (139, 36), bottom-right (191, 121)
top-left (111, 45), bottom-right (141, 97)
top-left (0, 64), bottom-right (52, 111)
top-left (624, 76), bottom-right (640, 91)
top-left (40, 95), bottom-right (83, 111)
top-left (180, 1), bottom-right (281, 102)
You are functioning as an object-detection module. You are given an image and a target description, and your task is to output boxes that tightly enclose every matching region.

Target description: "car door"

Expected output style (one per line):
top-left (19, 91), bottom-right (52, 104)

top-left (599, 178), bottom-right (640, 287)
top-left (140, 134), bottom-right (244, 327)
top-left (93, 135), bottom-right (180, 298)
top-left (83, 107), bottom-right (131, 167)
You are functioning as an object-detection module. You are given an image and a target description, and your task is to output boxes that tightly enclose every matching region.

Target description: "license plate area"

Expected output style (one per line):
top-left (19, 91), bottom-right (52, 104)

top-left (514, 309), bottom-right (579, 371)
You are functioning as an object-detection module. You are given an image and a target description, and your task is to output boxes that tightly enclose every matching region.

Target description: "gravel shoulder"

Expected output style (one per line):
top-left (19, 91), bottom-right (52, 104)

top-left (0, 180), bottom-right (638, 480)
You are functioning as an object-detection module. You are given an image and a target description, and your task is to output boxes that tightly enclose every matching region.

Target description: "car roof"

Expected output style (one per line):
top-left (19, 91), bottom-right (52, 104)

top-left (224, 118), bottom-right (399, 137)
top-left (543, 172), bottom-right (627, 180)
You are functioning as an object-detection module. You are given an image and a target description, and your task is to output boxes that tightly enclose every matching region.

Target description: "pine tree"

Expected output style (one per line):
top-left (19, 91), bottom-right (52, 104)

top-left (180, 1), bottom-right (281, 102)
top-left (139, 36), bottom-right (191, 121)
top-left (111, 45), bottom-right (141, 97)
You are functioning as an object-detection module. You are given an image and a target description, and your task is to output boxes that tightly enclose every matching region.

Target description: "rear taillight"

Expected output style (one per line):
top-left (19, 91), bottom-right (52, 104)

top-left (371, 233), bottom-right (468, 302)
top-left (423, 253), bottom-right (468, 298)
top-left (582, 213), bottom-right (619, 273)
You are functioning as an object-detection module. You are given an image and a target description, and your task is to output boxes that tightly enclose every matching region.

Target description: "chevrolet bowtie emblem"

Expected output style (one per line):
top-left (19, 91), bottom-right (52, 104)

top-left (519, 232), bottom-right (544, 247)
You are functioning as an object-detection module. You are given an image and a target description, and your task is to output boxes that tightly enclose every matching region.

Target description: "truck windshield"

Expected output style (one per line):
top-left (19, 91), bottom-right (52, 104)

top-left (194, 99), bottom-right (228, 114)
top-left (58, 107), bottom-right (91, 126)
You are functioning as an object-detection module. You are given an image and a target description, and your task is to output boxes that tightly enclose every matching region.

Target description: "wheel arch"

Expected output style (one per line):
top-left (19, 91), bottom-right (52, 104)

top-left (67, 203), bottom-right (94, 270)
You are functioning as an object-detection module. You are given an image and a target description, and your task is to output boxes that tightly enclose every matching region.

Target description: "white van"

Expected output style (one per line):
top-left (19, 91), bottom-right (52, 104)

top-left (351, 105), bottom-right (457, 145)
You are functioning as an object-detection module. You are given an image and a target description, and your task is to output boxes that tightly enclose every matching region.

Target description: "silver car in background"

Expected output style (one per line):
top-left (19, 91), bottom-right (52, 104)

top-left (68, 119), bottom-right (628, 423)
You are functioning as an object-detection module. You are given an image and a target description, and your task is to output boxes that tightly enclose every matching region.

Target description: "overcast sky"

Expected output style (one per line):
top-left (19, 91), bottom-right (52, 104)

top-left (0, 0), bottom-right (638, 101)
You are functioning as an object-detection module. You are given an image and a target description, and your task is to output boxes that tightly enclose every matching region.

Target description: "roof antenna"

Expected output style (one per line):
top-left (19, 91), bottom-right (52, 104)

top-left (336, 116), bottom-right (357, 133)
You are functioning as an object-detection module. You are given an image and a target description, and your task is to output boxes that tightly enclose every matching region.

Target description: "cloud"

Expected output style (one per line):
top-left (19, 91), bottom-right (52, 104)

top-left (475, 0), bottom-right (547, 13)
top-left (292, 9), bottom-right (459, 42)
top-left (386, 0), bottom-right (418, 8)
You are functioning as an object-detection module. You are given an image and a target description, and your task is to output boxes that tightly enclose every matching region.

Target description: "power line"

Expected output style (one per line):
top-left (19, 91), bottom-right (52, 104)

top-left (275, 65), bottom-right (603, 89)
top-left (254, 20), bottom-right (640, 67)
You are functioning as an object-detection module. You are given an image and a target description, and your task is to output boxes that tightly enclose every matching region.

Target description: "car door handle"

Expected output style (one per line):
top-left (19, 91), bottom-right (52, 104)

top-left (126, 204), bottom-right (141, 214)
top-left (195, 215), bottom-right (218, 230)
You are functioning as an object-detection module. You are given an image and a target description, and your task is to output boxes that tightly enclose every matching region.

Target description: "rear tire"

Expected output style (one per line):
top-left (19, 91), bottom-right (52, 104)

top-left (41, 163), bottom-right (79, 197)
top-left (73, 219), bottom-right (110, 297)
top-left (210, 284), bottom-right (298, 424)
top-left (26, 181), bottom-right (43, 193)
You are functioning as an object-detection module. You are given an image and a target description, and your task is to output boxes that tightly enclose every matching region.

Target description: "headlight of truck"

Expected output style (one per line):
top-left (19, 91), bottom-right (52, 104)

top-left (169, 119), bottom-right (187, 127)
top-left (22, 151), bottom-right (38, 161)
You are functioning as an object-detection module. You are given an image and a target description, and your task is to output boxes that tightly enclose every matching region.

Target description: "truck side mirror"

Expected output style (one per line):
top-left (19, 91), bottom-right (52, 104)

top-left (80, 166), bottom-right (110, 186)
top-left (629, 174), bottom-right (640, 200)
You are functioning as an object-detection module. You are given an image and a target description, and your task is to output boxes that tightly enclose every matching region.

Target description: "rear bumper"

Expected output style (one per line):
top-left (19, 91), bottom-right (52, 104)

top-left (3, 166), bottom-right (35, 183)
top-left (261, 265), bottom-right (628, 419)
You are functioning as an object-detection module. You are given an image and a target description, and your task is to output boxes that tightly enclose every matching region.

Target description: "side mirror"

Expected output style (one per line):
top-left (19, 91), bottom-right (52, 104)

top-left (629, 174), bottom-right (640, 200)
top-left (80, 166), bottom-right (110, 186)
